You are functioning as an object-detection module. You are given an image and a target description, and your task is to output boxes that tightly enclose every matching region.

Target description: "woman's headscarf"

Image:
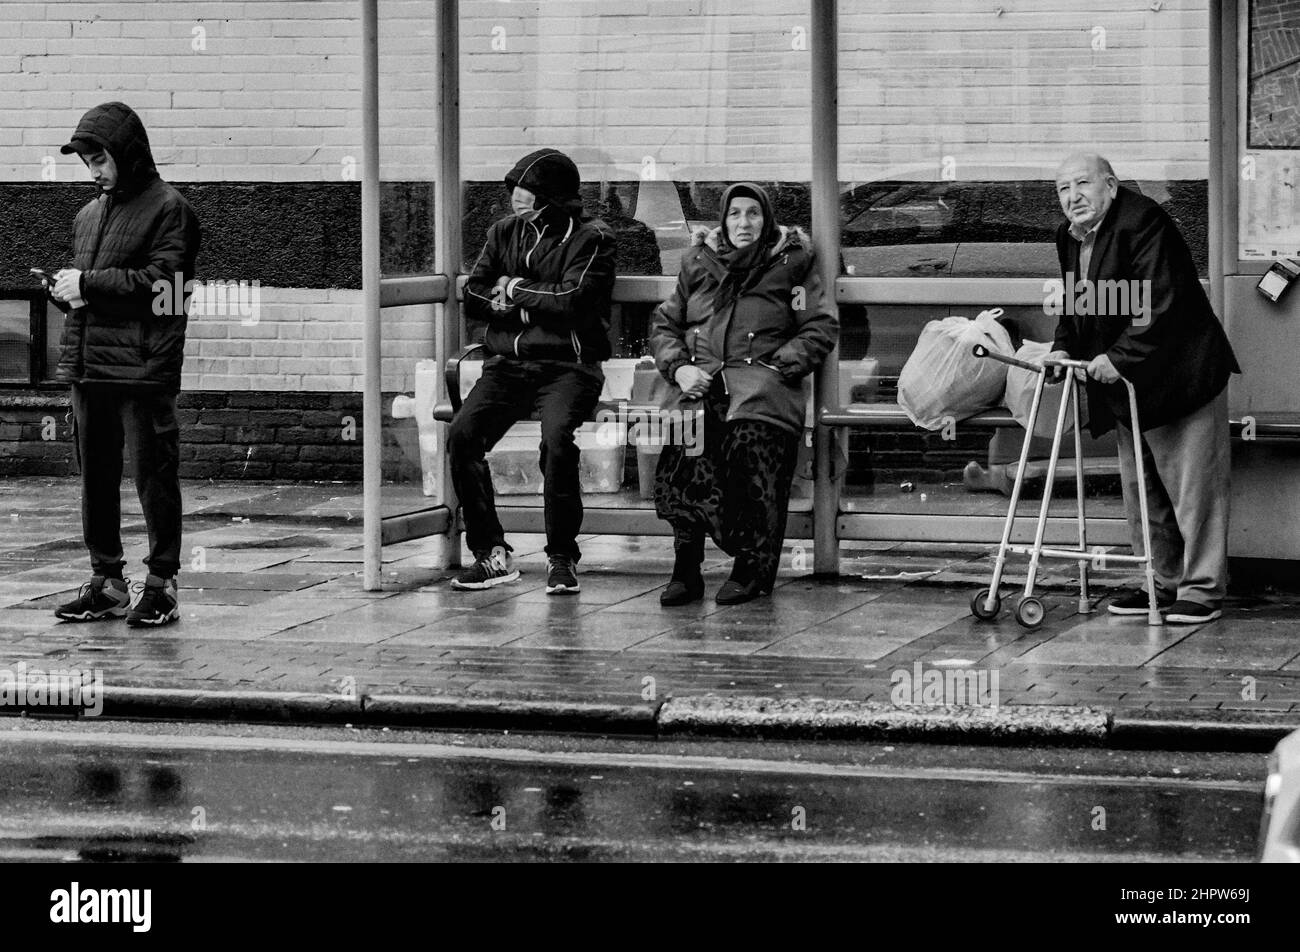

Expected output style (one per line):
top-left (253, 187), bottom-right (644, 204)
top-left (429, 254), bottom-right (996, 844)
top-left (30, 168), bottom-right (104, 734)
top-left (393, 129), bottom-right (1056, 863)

top-left (713, 182), bottom-right (779, 314)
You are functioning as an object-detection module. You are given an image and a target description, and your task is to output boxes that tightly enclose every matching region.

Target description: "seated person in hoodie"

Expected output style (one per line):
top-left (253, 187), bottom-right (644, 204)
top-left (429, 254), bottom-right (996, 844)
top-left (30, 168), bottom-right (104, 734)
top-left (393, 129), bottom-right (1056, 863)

top-left (452, 149), bottom-right (617, 595)
top-left (48, 102), bottom-right (200, 629)
top-left (649, 183), bottom-right (838, 606)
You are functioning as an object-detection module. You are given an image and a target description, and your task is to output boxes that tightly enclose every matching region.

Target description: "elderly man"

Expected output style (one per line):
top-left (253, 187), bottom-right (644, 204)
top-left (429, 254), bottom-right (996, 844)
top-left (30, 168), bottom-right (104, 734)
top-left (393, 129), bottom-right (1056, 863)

top-left (1046, 153), bottom-right (1240, 624)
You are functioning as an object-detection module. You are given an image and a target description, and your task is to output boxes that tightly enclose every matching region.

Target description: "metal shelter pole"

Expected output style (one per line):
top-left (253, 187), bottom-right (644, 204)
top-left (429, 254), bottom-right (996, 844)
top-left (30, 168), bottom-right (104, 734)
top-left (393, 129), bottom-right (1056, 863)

top-left (361, 0), bottom-right (382, 590)
top-left (435, 0), bottom-right (462, 568)
top-left (1208, 0), bottom-right (1226, 319)
top-left (811, 0), bottom-right (842, 574)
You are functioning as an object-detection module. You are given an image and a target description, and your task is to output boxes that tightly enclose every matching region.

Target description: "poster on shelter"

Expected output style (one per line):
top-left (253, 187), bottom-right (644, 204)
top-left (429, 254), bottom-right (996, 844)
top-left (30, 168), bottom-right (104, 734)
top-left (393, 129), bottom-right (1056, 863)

top-left (1240, 0), bottom-right (1300, 258)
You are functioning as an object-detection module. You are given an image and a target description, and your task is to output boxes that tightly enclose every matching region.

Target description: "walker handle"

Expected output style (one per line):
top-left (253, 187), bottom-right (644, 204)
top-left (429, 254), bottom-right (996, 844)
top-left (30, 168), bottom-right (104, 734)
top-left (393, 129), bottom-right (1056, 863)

top-left (970, 343), bottom-right (1043, 374)
top-left (1043, 356), bottom-right (1091, 370)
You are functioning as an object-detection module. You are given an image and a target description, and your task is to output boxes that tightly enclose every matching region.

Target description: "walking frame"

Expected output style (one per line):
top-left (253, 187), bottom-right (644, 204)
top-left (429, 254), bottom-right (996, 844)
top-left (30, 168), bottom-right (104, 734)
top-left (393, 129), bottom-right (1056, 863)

top-left (968, 344), bottom-right (1162, 629)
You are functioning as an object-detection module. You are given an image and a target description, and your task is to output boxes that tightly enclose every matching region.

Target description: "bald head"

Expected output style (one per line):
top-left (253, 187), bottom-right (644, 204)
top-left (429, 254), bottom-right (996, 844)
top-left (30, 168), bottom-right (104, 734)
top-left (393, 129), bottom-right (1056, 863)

top-left (1056, 153), bottom-right (1119, 232)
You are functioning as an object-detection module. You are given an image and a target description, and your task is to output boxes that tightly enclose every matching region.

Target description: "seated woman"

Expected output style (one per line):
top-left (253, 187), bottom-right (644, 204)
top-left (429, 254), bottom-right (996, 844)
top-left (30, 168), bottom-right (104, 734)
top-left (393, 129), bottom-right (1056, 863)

top-left (649, 183), bottom-right (838, 605)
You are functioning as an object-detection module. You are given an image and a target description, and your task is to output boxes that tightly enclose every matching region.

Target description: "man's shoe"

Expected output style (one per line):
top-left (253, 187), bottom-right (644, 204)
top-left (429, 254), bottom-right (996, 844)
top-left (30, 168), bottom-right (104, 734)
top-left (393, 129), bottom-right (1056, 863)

top-left (54, 576), bottom-right (130, 622)
top-left (545, 555), bottom-right (580, 595)
top-left (126, 577), bottom-right (180, 628)
top-left (451, 546), bottom-right (519, 590)
top-left (660, 575), bottom-right (704, 606)
top-left (1165, 600), bottom-right (1223, 625)
top-left (1107, 588), bottom-right (1175, 616)
top-left (715, 578), bottom-right (765, 606)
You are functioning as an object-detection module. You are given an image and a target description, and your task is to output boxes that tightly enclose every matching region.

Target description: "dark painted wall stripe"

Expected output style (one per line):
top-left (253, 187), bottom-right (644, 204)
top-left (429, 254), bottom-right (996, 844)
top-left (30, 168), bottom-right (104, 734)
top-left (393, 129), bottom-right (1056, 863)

top-left (0, 179), bottom-right (1208, 292)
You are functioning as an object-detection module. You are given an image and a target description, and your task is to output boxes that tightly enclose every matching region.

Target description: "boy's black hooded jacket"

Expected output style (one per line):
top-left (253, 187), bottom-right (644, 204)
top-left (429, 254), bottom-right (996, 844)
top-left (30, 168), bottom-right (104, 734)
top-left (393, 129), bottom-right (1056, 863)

top-left (464, 149), bottom-right (616, 363)
top-left (56, 102), bottom-right (201, 391)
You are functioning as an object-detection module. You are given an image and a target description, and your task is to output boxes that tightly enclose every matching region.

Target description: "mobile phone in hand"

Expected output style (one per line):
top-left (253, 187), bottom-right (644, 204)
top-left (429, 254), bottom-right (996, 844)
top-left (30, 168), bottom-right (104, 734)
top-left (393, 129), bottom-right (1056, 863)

top-left (31, 268), bottom-right (72, 312)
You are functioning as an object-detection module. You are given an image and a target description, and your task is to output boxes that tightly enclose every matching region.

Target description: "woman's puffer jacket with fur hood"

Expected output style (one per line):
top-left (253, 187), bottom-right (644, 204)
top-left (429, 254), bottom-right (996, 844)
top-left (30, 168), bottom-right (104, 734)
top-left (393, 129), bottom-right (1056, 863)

top-left (649, 224), bottom-right (838, 433)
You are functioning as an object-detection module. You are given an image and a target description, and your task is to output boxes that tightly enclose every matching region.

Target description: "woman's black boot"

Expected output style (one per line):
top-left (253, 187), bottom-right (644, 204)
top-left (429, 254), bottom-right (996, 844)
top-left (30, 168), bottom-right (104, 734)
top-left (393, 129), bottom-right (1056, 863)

top-left (661, 530), bottom-right (705, 606)
top-left (715, 556), bottom-right (766, 605)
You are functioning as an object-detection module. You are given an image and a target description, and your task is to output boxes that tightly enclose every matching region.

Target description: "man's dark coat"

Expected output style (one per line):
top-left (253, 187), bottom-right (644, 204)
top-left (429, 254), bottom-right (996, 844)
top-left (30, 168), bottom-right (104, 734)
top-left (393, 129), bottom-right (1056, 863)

top-left (1053, 185), bottom-right (1240, 435)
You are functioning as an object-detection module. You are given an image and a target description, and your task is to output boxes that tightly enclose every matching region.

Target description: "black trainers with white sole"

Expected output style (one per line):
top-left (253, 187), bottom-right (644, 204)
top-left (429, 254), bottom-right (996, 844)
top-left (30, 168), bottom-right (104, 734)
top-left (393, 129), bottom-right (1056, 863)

top-left (451, 546), bottom-right (519, 590)
top-left (126, 577), bottom-right (180, 628)
top-left (1164, 601), bottom-right (1223, 624)
top-left (1107, 588), bottom-right (1175, 616)
top-left (545, 556), bottom-right (579, 595)
top-left (54, 576), bottom-right (131, 622)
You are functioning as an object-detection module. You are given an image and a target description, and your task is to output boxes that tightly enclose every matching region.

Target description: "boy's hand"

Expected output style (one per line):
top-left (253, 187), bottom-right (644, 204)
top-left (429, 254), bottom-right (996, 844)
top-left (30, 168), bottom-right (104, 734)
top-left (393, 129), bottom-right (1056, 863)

top-left (52, 269), bottom-right (83, 303)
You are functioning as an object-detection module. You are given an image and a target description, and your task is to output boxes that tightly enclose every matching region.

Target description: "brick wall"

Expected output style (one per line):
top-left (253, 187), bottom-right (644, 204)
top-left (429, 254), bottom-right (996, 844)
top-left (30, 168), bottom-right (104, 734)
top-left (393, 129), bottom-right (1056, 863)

top-left (0, 0), bottom-right (437, 183)
top-left (460, 0), bottom-right (1210, 181)
top-left (0, 390), bottom-right (420, 481)
top-left (0, 0), bottom-right (1213, 393)
top-left (1, 1), bottom-right (1210, 186)
top-left (0, 0), bottom-right (1213, 480)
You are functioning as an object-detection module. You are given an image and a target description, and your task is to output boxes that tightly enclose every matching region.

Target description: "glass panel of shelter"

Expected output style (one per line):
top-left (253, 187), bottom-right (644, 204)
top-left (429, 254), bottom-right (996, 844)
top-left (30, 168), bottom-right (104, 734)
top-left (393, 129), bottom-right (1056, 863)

top-left (835, 0), bottom-right (1210, 523)
top-left (377, 6), bottom-right (442, 522)
top-left (457, 0), bottom-right (812, 512)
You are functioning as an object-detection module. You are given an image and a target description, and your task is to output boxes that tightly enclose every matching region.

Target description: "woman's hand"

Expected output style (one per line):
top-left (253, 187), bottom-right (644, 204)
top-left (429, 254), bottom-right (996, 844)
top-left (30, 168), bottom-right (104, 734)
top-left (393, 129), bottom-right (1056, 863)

top-left (674, 364), bottom-right (712, 400)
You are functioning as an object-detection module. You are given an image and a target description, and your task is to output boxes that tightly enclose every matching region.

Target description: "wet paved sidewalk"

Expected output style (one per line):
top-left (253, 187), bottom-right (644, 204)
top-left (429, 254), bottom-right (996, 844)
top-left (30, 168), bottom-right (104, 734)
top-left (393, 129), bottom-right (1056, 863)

top-left (2, 477), bottom-right (1299, 729)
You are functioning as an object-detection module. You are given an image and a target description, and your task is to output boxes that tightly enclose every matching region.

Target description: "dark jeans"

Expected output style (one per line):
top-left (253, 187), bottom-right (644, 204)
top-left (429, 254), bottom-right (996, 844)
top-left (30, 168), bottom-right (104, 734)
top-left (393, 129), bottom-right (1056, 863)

top-left (70, 384), bottom-right (183, 580)
top-left (447, 357), bottom-right (604, 561)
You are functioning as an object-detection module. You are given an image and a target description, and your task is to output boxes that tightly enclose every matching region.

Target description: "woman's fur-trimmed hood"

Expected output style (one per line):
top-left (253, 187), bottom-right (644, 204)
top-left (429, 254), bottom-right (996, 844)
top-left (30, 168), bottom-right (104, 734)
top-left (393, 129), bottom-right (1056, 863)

top-left (691, 224), bottom-right (811, 256)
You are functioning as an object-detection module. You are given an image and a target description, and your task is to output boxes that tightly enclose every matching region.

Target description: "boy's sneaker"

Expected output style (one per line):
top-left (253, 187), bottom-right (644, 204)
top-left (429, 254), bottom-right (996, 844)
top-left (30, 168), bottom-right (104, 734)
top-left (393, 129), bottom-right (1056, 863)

top-left (126, 576), bottom-right (180, 628)
top-left (545, 555), bottom-right (579, 595)
top-left (451, 546), bottom-right (519, 590)
top-left (54, 576), bottom-right (130, 622)
top-left (1107, 588), bottom-right (1175, 616)
top-left (1165, 601), bottom-right (1223, 625)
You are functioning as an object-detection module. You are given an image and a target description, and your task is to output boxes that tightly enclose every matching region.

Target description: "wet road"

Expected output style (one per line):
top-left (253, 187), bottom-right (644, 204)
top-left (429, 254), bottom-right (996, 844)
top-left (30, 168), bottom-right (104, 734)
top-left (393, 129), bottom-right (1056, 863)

top-left (0, 721), bottom-right (1266, 862)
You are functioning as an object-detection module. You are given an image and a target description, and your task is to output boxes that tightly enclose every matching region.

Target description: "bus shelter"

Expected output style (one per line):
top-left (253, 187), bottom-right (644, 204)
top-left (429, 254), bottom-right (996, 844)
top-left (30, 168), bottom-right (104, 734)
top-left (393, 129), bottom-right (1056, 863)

top-left (357, 0), bottom-right (1299, 591)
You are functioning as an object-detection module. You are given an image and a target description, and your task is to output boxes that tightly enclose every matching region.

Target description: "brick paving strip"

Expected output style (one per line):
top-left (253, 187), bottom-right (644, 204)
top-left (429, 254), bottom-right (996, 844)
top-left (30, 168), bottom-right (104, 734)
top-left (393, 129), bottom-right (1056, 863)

top-left (2, 478), bottom-right (1299, 748)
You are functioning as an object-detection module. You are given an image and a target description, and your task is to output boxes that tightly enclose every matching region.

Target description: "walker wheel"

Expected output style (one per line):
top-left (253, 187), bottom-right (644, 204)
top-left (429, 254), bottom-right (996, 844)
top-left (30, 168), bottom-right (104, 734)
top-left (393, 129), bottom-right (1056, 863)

top-left (970, 589), bottom-right (1001, 621)
top-left (1015, 596), bottom-right (1046, 629)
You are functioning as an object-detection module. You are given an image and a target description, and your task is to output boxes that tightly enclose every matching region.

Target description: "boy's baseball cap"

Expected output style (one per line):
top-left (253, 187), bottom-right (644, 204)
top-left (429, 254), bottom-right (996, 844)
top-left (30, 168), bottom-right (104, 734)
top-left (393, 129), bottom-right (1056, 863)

top-left (60, 137), bottom-right (102, 156)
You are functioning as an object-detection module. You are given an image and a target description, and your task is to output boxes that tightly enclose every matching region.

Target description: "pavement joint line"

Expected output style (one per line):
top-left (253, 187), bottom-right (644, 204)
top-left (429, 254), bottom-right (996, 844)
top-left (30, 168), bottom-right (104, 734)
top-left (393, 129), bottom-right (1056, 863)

top-left (0, 727), bottom-right (1262, 789)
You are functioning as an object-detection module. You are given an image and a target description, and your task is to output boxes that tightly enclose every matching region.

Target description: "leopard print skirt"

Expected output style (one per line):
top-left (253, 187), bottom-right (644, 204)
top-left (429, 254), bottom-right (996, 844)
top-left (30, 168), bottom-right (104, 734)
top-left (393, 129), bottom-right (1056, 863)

top-left (653, 384), bottom-right (800, 588)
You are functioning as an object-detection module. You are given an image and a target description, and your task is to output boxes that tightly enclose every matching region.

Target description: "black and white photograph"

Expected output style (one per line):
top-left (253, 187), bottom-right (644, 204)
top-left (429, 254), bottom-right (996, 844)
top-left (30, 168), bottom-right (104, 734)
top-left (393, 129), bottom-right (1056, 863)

top-left (0, 0), bottom-right (1293, 917)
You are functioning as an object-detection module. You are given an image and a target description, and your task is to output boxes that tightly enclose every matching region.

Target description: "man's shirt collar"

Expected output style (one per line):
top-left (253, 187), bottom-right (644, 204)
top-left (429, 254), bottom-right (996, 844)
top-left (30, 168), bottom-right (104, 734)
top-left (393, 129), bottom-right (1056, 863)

top-left (1068, 218), bottom-right (1104, 243)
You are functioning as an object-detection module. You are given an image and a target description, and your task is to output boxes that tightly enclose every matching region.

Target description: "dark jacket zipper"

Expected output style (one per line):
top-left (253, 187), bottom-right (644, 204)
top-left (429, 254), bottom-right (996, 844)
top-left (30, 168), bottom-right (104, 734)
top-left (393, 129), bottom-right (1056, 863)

top-left (80, 194), bottom-right (116, 377)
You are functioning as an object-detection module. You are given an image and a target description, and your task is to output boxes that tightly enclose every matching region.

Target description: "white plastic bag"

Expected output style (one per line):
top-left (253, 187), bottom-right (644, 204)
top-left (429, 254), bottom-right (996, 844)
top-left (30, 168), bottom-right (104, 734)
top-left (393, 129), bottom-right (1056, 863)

top-left (897, 308), bottom-right (1014, 430)
top-left (1004, 339), bottom-right (1074, 440)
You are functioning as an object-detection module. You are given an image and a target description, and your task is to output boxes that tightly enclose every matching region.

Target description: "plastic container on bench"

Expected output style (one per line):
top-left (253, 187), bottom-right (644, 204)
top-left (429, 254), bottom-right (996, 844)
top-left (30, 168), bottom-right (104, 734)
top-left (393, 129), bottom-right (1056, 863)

top-left (838, 357), bottom-right (882, 405)
top-left (635, 433), bottom-right (664, 499)
top-left (487, 421), bottom-right (624, 495)
top-left (390, 359), bottom-right (444, 497)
